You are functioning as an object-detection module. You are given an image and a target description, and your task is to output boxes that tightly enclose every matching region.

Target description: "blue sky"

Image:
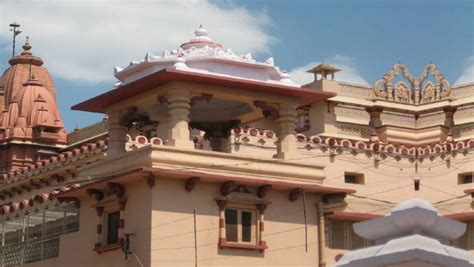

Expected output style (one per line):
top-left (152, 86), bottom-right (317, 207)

top-left (0, 0), bottom-right (473, 131)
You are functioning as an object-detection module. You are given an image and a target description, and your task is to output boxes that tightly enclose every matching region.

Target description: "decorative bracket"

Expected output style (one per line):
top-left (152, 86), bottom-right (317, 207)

top-left (289, 188), bottom-right (303, 202)
top-left (107, 183), bottom-right (125, 198)
top-left (86, 189), bottom-right (104, 201)
top-left (145, 172), bottom-right (156, 188)
top-left (51, 174), bottom-right (65, 183)
top-left (257, 185), bottom-right (272, 198)
top-left (57, 197), bottom-right (81, 208)
top-left (254, 101), bottom-right (279, 119)
top-left (220, 181), bottom-right (236, 196)
top-left (190, 93), bottom-right (213, 106)
top-left (185, 177), bottom-right (200, 192)
top-left (322, 192), bottom-right (347, 204)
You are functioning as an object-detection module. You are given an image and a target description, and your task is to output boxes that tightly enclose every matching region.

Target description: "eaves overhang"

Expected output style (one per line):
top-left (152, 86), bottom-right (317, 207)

top-left (72, 68), bottom-right (335, 113)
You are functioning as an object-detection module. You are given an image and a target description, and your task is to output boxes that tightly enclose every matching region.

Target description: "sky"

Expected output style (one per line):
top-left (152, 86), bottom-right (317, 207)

top-left (0, 0), bottom-right (473, 131)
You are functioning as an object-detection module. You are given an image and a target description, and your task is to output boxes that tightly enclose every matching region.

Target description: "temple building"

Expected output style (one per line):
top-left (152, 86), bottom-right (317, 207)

top-left (0, 26), bottom-right (472, 267)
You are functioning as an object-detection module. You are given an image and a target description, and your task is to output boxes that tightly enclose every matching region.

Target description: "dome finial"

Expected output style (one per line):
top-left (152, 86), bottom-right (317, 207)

top-left (22, 36), bottom-right (31, 51)
top-left (195, 25), bottom-right (208, 37)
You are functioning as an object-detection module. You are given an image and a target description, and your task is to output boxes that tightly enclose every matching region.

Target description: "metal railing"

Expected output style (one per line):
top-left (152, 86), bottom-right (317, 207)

top-left (0, 202), bottom-right (79, 266)
top-left (0, 235), bottom-right (60, 266)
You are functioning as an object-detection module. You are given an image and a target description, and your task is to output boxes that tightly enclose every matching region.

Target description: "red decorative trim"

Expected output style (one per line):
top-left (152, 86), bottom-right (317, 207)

top-left (259, 221), bottom-right (264, 232)
top-left (219, 240), bottom-right (267, 252)
top-left (97, 224), bottom-right (102, 234)
top-left (324, 211), bottom-right (382, 221)
top-left (94, 243), bottom-right (121, 254)
top-left (219, 218), bottom-right (225, 228)
top-left (119, 219), bottom-right (125, 229)
top-left (94, 242), bottom-right (102, 249)
top-left (445, 212), bottom-right (474, 221)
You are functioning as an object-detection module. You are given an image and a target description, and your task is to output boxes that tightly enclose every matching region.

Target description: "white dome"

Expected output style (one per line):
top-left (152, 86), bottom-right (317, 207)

top-left (391, 198), bottom-right (437, 213)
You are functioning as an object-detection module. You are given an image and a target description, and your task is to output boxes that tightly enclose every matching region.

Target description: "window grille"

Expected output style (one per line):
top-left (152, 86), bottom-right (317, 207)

top-left (451, 220), bottom-right (473, 250)
top-left (328, 219), bottom-right (373, 250)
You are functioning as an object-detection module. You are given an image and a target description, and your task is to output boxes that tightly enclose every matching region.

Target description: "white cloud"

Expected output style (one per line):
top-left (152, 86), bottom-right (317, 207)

top-left (454, 56), bottom-right (474, 85)
top-left (288, 55), bottom-right (370, 86)
top-left (0, 0), bottom-right (273, 82)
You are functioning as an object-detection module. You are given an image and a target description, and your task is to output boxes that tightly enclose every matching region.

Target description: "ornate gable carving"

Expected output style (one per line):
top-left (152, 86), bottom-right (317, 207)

top-left (373, 63), bottom-right (451, 105)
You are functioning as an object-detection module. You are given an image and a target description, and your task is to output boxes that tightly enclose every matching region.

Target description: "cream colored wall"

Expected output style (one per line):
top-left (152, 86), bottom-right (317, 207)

top-left (21, 180), bottom-right (152, 267)
top-left (151, 178), bottom-right (321, 267)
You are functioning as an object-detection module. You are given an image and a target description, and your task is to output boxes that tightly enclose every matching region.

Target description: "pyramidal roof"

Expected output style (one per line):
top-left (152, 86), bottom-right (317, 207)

top-left (114, 25), bottom-right (296, 86)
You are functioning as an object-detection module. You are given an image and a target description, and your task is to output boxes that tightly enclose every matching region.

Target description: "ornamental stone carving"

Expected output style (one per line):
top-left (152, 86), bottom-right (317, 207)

top-left (373, 63), bottom-right (451, 104)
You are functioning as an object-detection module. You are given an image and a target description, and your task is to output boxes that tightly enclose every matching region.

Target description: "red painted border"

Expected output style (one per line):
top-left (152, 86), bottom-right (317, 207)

top-left (219, 241), bottom-right (268, 252)
top-left (93, 243), bottom-right (121, 254)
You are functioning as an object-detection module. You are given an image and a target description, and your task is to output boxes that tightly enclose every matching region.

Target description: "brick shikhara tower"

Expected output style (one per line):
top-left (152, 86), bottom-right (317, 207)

top-left (0, 38), bottom-right (67, 174)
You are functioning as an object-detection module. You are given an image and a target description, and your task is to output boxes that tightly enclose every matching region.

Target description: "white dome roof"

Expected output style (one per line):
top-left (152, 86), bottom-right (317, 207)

top-left (391, 198), bottom-right (437, 213)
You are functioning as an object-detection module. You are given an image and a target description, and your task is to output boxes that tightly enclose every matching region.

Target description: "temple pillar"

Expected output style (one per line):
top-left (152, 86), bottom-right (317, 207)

top-left (366, 107), bottom-right (383, 128)
top-left (107, 110), bottom-right (127, 157)
top-left (166, 88), bottom-right (194, 149)
top-left (443, 107), bottom-right (456, 128)
top-left (274, 104), bottom-right (298, 160)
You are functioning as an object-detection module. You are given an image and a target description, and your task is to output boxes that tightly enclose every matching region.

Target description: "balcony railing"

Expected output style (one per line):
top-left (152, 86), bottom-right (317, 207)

top-left (0, 202), bottom-right (79, 266)
top-left (1, 235), bottom-right (60, 266)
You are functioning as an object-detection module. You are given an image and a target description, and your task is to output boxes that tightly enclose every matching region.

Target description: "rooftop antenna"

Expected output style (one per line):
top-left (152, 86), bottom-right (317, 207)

top-left (9, 22), bottom-right (22, 58)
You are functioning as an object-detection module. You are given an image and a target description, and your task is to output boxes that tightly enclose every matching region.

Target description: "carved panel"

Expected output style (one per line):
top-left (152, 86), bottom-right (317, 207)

top-left (373, 63), bottom-right (451, 104)
top-left (451, 84), bottom-right (474, 98)
top-left (452, 124), bottom-right (474, 139)
top-left (339, 84), bottom-right (372, 99)
top-left (454, 106), bottom-right (474, 125)
top-left (380, 112), bottom-right (415, 128)
top-left (337, 123), bottom-right (372, 138)
top-left (334, 104), bottom-right (370, 124)
top-left (417, 112), bottom-right (445, 129)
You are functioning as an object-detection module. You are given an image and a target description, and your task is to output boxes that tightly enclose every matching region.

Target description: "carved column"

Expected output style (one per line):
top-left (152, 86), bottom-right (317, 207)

top-left (166, 88), bottom-right (194, 149)
top-left (413, 79), bottom-right (421, 105)
top-left (386, 80), bottom-right (393, 101)
top-left (366, 107), bottom-right (383, 128)
top-left (274, 104), bottom-right (298, 160)
top-left (443, 107), bottom-right (456, 128)
top-left (107, 110), bottom-right (127, 157)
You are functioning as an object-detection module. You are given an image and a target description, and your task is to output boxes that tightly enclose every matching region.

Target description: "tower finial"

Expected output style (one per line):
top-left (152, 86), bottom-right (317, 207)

top-left (9, 22), bottom-right (22, 58)
top-left (23, 36), bottom-right (31, 51)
